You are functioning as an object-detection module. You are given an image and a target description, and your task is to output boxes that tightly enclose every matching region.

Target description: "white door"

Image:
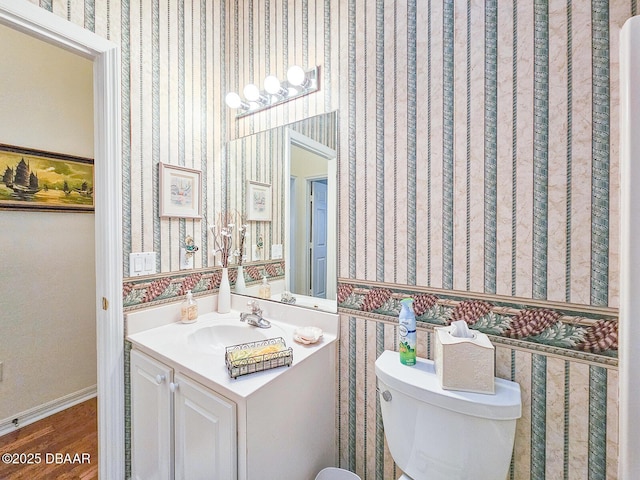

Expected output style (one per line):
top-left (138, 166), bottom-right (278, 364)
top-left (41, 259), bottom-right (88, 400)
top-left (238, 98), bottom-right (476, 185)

top-left (130, 350), bottom-right (173, 480)
top-left (310, 179), bottom-right (328, 298)
top-left (173, 373), bottom-right (237, 480)
top-left (289, 176), bottom-right (298, 291)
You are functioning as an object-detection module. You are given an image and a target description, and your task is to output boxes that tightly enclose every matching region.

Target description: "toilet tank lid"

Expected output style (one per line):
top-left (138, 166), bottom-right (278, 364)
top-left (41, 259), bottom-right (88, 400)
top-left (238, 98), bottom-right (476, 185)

top-left (375, 350), bottom-right (522, 420)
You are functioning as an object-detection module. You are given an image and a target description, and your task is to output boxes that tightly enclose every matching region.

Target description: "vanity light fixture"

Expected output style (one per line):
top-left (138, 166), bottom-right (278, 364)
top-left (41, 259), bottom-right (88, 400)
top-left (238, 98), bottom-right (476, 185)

top-left (243, 83), bottom-right (268, 105)
top-left (225, 92), bottom-right (250, 111)
top-left (264, 75), bottom-right (288, 97)
top-left (226, 65), bottom-right (319, 118)
top-left (287, 65), bottom-right (309, 88)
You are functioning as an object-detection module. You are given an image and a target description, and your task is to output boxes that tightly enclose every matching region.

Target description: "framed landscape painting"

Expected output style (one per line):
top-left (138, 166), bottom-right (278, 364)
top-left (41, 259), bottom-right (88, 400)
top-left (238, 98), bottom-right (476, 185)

top-left (0, 144), bottom-right (94, 212)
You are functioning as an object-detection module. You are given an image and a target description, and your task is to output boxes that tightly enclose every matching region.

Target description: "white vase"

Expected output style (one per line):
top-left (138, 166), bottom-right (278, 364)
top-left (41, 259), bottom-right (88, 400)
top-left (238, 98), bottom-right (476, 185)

top-left (235, 265), bottom-right (247, 293)
top-left (218, 267), bottom-right (231, 313)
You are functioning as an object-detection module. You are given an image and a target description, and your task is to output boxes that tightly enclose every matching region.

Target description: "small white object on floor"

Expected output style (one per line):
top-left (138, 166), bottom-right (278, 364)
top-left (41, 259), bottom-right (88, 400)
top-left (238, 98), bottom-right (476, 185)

top-left (315, 467), bottom-right (361, 480)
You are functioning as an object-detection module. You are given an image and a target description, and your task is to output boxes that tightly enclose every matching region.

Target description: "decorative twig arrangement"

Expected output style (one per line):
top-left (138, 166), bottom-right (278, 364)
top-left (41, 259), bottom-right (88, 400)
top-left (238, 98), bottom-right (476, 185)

top-left (234, 223), bottom-right (248, 266)
top-left (210, 211), bottom-right (236, 268)
top-left (211, 211), bottom-right (249, 268)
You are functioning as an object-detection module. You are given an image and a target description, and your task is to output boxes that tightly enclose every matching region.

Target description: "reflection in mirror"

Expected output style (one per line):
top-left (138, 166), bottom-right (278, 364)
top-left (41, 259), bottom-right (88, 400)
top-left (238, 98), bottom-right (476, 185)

top-left (226, 112), bottom-right (338, 313)
top-left (285, 130), bottom-right (337, 306)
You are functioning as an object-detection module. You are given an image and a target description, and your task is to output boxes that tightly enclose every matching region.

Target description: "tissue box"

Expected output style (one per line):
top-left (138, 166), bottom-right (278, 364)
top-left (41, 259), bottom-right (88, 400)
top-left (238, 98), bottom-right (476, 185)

top-left (434, 325), bottom-right (495, 394)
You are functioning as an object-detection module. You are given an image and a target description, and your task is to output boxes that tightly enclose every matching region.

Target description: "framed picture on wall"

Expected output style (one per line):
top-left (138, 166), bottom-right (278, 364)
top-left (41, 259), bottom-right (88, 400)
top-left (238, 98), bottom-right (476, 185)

top-left (0, 143), bottom-right (94, 212)
top-left (159, 162), bottom-right (202, 219)
top-left (246, 180), bottom-right (271, 221)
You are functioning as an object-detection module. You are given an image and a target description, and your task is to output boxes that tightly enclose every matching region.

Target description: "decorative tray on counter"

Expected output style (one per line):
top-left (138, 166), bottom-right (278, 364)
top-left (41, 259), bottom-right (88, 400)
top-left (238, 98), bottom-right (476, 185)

top-left (225, 337), bottom-right (293, 379)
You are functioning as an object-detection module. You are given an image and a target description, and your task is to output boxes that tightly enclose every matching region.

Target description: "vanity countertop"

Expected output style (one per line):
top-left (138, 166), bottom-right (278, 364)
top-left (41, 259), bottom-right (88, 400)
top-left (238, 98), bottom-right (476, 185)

top-left (126, 295), bottom-right (338, 402)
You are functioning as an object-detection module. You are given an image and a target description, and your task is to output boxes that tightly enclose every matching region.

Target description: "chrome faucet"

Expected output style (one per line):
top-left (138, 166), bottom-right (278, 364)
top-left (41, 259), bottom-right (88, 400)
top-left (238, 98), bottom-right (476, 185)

top-left (240, 300), bottom-right (271, 328)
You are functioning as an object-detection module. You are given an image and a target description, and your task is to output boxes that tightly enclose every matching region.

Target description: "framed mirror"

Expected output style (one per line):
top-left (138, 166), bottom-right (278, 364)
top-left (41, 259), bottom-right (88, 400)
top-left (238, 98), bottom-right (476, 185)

top-left (226, 111), bottom-right (338, 313)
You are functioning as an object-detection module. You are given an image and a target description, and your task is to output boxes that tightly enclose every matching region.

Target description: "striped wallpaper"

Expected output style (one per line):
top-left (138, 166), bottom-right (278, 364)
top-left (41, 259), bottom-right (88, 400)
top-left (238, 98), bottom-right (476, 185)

top-left (33, 1), bottom-right (632, 479)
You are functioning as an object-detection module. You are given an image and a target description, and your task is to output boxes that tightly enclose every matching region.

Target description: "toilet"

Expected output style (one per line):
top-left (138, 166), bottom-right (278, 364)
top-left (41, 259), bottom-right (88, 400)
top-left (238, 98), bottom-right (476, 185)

top-left (375, 350), bottom-right (521, 480)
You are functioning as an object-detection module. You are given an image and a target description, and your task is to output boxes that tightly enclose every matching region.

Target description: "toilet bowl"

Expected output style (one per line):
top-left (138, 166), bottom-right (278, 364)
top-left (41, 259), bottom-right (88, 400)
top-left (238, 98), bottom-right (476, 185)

top-left (375, 350), bottom-right (522, 480)
top-left (315, 467), bottom-right (361, 480)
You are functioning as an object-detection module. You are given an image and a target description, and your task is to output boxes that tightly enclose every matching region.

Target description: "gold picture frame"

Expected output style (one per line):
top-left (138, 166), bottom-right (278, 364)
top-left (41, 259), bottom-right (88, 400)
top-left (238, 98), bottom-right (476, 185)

top-left (0, 144), bottom-right (94, 212)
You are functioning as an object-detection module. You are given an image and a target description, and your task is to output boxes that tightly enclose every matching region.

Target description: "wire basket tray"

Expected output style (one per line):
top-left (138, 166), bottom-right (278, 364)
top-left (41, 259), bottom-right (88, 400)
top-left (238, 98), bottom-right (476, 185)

top-left (225, 337), bottom-right (293, 379)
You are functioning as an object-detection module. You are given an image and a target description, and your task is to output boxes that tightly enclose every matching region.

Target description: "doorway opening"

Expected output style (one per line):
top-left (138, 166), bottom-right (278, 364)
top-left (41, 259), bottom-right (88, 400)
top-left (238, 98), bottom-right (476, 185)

top-left (0, 1), bottom-right (124, 478)
top-left (285, 130), bottom-right (337, 302)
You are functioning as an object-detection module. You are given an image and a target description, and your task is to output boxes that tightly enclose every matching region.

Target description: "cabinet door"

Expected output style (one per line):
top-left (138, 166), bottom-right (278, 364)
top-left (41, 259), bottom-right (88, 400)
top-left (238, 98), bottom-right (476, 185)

top-left (173, 373), bottom-right (237, 480)
top-left (130, 349), bottom-right (173, 480)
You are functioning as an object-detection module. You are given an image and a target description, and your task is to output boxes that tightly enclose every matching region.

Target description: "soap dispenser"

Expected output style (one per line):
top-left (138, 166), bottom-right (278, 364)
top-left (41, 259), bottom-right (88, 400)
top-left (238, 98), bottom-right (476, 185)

top-left (180, 290), bottom-right (198, 323)
top-left (258, 276), bottom-right (271, 299)
top-left (398, 298), bottom-right (417, 365)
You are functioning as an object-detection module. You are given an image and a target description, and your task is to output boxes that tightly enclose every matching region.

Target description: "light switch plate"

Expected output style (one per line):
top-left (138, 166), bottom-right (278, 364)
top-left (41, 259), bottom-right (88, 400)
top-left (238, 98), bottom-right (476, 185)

top-left (129, 252), bottom-right (156, 276)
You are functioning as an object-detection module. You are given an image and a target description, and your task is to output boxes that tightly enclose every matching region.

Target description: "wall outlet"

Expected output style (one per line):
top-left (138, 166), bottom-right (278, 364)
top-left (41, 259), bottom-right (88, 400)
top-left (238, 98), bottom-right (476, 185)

top-left (271, 244), bottom-right (283, 260)
top-left (180, 248), bottom-right (194, 270)
top-left (252, 244), bottom-right (261, 262)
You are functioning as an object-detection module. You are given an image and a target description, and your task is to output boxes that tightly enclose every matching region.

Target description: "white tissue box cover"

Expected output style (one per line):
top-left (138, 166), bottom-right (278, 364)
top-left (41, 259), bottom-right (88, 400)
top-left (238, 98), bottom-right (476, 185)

top-left (434, 325), bottom-right (495, 394)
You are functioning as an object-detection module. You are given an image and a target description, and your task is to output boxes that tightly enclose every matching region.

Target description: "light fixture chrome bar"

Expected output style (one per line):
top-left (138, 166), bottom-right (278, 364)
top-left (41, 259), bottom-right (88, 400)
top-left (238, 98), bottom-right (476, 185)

top-left (231, 66), bottom-right (320, 118)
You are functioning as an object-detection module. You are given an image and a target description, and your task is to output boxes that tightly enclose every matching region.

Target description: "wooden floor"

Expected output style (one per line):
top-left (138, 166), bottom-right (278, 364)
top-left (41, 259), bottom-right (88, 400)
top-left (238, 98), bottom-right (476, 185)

top-left (0, 398), bottom-right (98, 479)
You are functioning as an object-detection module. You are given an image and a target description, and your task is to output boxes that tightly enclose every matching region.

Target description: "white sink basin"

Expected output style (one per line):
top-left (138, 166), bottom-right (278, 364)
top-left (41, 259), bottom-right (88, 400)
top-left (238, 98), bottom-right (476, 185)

top-left (187, 321), bottom-right (286, 353)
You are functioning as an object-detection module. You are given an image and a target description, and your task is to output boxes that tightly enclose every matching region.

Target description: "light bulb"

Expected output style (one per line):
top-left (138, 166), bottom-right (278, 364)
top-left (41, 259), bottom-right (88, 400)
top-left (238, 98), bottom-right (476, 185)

top-left (264, 75), bottom-right (283, 95)
top-left (243, 83), bottom-right (261, 102)
top-left (287, 65), bottom-right (307, 86)
top-left (225, 92), bottom-right (242, 109)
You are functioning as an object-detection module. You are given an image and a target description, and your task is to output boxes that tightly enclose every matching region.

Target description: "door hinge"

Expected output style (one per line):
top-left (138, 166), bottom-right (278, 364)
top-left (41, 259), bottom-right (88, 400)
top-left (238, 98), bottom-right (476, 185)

top-left (102, 297), bottom-right (109, 311)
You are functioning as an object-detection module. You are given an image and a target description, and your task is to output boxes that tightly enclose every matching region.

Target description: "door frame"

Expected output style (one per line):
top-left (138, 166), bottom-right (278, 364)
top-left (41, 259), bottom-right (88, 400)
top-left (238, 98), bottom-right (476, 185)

top-left (284, 129), bottom-right (337, 300)
top-left (619, 16), bottom-right (640, 479)
top-left (0, 1), bottom-right (124, 478)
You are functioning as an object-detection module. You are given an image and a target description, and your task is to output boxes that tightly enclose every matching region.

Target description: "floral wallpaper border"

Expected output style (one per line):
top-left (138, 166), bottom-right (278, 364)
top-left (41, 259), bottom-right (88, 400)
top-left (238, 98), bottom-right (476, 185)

top-left (337, 280), bottom-right (618, 366)
top-left (122, 261), bottom-right (284, 310)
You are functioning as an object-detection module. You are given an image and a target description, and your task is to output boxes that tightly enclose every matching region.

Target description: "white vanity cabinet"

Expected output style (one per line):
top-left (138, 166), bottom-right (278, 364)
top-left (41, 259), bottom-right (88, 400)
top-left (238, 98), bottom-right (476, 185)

top-left (130, 349), bottom-right (237, 480)
top-left (127, 303), bottom-right (339, 480)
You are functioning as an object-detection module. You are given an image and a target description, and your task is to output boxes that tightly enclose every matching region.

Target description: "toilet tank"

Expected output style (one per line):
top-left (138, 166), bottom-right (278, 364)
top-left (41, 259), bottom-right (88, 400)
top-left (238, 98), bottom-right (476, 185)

top-left (375, 350), bottom-right (521, 480)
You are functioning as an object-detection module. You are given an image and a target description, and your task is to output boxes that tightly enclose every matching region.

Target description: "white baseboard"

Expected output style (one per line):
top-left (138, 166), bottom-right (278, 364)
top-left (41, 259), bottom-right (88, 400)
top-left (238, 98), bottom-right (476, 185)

top-left (0, 385), bottom-right (97, 437)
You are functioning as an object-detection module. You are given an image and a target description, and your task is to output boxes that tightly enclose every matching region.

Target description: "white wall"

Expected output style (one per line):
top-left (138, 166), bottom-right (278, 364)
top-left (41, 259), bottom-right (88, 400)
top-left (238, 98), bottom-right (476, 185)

top-left (0, 24), bottom-right (96, 423)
